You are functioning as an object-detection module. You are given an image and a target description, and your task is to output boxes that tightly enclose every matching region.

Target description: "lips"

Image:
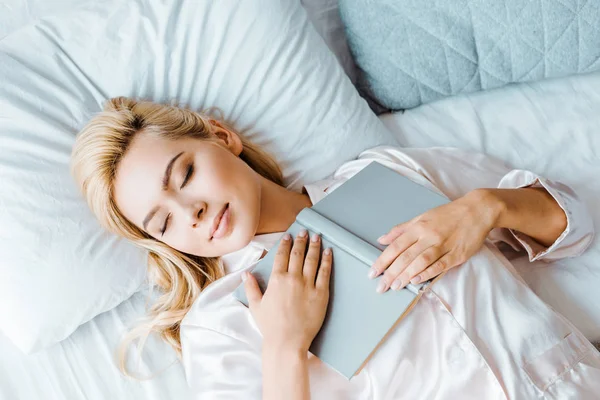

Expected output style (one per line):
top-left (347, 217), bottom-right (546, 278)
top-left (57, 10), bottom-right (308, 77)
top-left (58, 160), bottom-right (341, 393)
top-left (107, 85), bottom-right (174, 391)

top-left (209, 203), bottom-right (230, 240)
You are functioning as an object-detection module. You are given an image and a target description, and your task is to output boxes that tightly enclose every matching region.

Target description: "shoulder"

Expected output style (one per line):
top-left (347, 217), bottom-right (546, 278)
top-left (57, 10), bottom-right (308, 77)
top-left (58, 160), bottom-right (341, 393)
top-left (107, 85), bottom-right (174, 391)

top-left (180, 236), bottom-right (264, 327)
top-left (181, 271), bottom-right (244, 328)
top-left (304, 146), bottom-right (424, 199)
top-left (324, 145), bottom-right (441, 194)
top-left (332, 145), bottom-right (427, 179)
top-left (180, 266), bottom-right (263, 342)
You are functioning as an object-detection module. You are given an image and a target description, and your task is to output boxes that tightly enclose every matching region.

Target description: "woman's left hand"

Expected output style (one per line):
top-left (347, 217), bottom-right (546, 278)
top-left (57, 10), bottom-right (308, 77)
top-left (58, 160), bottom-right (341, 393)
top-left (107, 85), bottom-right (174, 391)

top-left (370, 189), bottom-right (501, 293)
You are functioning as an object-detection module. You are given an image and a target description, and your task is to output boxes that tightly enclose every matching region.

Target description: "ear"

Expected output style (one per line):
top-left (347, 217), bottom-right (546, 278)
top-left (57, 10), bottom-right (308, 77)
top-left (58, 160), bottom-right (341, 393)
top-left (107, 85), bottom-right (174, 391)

top-left (209, 119), bottom-right (243, 156)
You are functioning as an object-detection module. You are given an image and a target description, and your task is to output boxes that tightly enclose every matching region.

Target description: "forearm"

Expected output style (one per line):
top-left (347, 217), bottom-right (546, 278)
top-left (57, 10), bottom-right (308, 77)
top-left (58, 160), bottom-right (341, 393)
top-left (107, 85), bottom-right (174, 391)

top-left (262, 344), bottom-right (310, 400)
top-left (479, 187), bottom-right (567, 247)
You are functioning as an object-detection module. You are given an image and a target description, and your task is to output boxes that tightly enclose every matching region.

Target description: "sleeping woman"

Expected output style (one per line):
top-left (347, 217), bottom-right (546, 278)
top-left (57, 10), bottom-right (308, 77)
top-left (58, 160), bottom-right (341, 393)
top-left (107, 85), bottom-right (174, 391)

top-left (71, 97), bottom-right (600, 399)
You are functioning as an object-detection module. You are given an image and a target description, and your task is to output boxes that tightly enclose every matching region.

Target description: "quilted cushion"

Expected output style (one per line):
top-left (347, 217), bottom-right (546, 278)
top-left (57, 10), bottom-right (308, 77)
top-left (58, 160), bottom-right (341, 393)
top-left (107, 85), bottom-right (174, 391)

top-left (339, 0), bottom-right (600, 110)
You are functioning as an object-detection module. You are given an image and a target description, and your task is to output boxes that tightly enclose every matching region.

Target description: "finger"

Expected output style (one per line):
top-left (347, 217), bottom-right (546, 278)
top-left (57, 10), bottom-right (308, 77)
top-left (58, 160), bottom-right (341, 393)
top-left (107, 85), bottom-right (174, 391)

top-left (272, 233), bottom-right (292, 274)
top-left (288, 229), bottom-right (309, 275)
top-left (414, 253), bottom-right (454, 284)
top-left (390, 246), bottom-right (444, 290)
top-left (378, 221), bottom-right (410, 245)
top-left (315, 248), bottom-right (333, 291)
top-left (370, 233), bottom-right (417, 279)
top-left (377, 240), bottom-right (431, 293)
top-left (243, 271), bottom-right (263, 310)
top-left (303, 233), bottom-right (322, 285)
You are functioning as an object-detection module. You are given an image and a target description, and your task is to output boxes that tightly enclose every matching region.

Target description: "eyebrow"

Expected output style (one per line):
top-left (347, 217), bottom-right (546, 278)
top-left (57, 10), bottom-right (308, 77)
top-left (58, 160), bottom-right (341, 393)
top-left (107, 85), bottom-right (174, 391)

top-left (142, 151), bottom-right (184, 231)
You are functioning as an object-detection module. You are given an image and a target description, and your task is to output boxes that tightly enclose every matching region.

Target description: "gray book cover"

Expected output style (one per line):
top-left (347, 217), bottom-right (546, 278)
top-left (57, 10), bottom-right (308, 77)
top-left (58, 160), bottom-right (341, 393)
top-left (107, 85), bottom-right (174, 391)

top-left (233, 161), bottom-right (449, 379)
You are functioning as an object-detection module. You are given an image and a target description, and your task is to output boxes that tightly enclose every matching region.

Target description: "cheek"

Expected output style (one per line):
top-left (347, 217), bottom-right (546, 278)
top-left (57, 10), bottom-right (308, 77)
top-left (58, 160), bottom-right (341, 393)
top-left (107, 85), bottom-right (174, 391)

top-left (207, 157), bottom-right (259, 203)
top-left (225, 170), bottom-right (262, 247)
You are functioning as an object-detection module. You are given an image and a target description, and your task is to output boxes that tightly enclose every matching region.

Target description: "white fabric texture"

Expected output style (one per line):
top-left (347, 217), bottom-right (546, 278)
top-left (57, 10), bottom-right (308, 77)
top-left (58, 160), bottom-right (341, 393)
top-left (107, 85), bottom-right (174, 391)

top-left (380, 70), bottom-right (600, 341)
top-left (0, 0), bottom-right (84, 40)
top-left (181, 146), bottom-right (599, 399)
top-left (301, 0), bottom-right (358, 84)
top-left (0, 291), bottom-right (190, 400)
top-left (0, 0), bottom-right (395, 353)
top-left (1, 0), bottom-right (358, 81)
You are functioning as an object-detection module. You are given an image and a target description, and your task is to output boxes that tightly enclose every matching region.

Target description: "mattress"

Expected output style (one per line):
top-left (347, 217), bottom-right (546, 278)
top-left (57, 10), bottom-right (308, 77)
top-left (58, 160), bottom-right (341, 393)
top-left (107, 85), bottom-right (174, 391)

top-left (0, 291), bottom-right (190, 400)
top-left (381, 71), bottom-right (600, 342)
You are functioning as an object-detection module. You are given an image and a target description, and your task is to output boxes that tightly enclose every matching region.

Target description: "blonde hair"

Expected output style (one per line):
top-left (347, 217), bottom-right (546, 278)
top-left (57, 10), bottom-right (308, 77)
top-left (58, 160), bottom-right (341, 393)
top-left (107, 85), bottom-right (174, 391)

top-left (71, 97), bottom-right (283, 376)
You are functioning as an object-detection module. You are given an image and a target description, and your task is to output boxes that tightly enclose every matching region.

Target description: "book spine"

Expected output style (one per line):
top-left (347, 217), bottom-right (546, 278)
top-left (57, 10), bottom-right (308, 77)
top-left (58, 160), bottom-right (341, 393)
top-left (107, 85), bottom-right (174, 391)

top-left (297, 208), bottom-right (422, 295)
top-left (297, 208), bottom-right (381, 266)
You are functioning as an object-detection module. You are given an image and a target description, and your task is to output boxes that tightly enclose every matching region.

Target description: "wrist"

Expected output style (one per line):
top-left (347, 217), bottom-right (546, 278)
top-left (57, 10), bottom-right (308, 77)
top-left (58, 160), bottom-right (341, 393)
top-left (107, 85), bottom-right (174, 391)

top-left (263, 341), bottom-right (308, 361)
top-left (468, 188), bottom-right (507, 230)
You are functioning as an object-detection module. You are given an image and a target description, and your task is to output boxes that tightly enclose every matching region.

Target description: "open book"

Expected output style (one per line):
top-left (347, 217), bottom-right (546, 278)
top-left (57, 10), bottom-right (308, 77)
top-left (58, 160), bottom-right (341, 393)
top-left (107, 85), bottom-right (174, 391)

top-left (233, 161), bottom-right (449, 379)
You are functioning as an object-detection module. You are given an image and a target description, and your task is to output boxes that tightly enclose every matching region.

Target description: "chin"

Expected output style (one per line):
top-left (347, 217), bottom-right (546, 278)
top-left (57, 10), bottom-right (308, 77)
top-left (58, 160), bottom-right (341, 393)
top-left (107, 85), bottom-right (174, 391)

top-left (235, 221), bottom-right (258, 249)
top-left (225, 216), bottom-right (254, 252)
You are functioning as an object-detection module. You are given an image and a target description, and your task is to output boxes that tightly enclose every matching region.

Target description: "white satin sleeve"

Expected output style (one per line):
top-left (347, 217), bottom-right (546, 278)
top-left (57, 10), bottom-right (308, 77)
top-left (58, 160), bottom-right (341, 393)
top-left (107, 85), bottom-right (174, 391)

top-left (344, 146), bottom-right (595, 263)
top-left (491, 170), bottom-right (594, 261)
top-left (180, 320), bottom-right (262, 399)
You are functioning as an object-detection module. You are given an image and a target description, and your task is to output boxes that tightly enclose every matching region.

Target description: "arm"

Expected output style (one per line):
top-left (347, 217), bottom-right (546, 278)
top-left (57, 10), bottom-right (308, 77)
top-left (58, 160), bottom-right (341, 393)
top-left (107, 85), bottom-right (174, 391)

top-left (262, 344), bottom-right (310, 400)
top-left (359, 146), bottom-right (594, 291)
top-left (181, 234), bottom-right (331, 400)
top-left (244, 231), bottom-right (332, 400)
top-left (480, 187), bottom-right (567, 248)
top-left (358, 146), bottom-right (593, 260)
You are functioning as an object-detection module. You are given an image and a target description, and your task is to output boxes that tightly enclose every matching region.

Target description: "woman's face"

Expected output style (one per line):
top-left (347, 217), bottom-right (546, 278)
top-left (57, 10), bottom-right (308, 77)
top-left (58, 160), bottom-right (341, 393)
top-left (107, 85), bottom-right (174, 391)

top-left (113, 125), bottom-right (262, 258)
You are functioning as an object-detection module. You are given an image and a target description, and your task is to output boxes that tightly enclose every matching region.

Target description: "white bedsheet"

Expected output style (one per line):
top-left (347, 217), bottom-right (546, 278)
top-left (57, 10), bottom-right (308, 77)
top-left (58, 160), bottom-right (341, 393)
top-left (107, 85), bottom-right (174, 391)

top-left (0, 0), bottom-right (87, 40)
top-left (0, 290), bottom-right (189, 400)
top-left (381, 72), bottom-right (600, 342)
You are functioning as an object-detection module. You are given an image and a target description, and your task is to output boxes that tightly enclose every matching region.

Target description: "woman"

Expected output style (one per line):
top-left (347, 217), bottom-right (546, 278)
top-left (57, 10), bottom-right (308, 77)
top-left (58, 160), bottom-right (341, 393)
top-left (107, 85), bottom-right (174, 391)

top-left (71, 97), bottom-right (599, 399)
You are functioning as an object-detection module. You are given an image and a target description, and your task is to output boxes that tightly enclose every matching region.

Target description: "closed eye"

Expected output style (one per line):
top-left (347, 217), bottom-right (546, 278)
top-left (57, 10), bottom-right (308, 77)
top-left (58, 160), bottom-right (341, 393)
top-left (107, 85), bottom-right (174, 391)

top-left (161, 213), bottom-right (171, 237)
top-left (180, 164), bottom-right (194, 189)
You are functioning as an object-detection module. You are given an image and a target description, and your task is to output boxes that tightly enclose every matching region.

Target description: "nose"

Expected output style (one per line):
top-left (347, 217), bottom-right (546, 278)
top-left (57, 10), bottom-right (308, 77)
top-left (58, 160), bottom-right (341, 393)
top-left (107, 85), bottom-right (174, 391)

top-left (187, 202), bottom-right (206, 228)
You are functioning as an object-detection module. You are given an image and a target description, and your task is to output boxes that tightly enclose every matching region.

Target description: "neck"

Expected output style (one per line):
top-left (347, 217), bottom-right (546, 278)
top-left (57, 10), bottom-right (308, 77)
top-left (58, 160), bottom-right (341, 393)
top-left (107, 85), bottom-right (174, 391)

top-left (256, 177), bottom-right (312, 235)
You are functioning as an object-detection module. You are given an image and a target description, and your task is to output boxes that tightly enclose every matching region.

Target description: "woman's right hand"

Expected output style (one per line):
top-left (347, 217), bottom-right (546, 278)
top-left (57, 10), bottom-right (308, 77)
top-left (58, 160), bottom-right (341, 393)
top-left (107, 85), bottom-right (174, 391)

top-left (243, 230), bottom-right (332, 353)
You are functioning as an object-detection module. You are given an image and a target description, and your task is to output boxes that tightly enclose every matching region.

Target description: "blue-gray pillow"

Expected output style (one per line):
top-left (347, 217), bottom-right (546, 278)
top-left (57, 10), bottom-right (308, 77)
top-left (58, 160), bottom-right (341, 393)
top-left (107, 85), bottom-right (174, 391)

top-left (339, 0), bottom-right (600, 110)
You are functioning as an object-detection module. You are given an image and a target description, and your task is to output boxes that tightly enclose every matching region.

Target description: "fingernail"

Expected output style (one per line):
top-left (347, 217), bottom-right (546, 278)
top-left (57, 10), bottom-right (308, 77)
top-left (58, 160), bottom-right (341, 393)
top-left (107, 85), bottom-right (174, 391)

top-left (241, 271), bottom-right (248, 282)
top-left (411, 276), bottom-right (422, 284)
top-left (324, 248), bottom-right (332, 255)
top-left (376, 279), bottom-right (387, 293)
top-left (368, 268), bottom-right (377, 279)
top-left (298, 229), bottom-right (308, 238)
top-left (390, 280), bottom-right (401, 291)
top-left (282, 233), bottom-right (291, 241)
top-left (311, 233), bottom-right (320, 242)
top-left (377, 235), bottom-right (386, 243)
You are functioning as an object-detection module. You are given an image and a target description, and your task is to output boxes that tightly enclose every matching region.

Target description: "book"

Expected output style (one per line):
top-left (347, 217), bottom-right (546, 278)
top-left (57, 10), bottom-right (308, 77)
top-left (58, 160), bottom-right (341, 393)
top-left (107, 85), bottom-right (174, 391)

top-left (233, 161), bottom-right (449, 379)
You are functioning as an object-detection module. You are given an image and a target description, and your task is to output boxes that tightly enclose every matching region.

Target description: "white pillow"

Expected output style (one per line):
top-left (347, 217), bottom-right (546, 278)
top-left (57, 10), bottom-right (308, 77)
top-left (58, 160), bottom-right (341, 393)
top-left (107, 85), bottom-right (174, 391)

top-left (301, 0), bottom-right (358, 85)
top-left (0, 0), bottom-right (395, 353)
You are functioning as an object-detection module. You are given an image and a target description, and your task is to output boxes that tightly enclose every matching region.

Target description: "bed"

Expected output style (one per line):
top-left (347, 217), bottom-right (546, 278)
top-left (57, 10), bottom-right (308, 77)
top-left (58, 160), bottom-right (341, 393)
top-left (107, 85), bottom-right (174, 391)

top-left (1, 2), bottom-right (598, 400)
top-left (2, 72), bottom-right (598, 400)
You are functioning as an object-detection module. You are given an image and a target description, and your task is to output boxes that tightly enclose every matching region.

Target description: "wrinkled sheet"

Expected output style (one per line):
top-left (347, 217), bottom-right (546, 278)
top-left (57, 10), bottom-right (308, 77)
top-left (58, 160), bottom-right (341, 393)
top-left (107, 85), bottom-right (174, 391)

top-left (0, 291), bottom-right (189, 400)
top-left (1, 3), bottom-right (184, 399)
top-left (0, 0), bottom-right (89, 41)
top-left (381, 71), bottom-right (600, 342)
